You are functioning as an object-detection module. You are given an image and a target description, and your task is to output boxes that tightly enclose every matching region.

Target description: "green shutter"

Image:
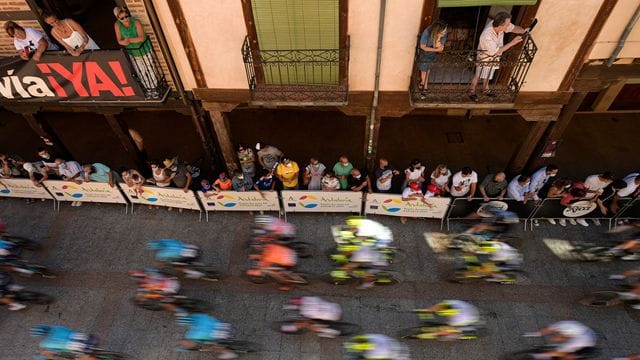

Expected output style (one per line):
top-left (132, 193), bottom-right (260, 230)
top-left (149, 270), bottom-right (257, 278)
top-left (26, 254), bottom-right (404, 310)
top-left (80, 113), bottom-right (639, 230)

top-left (251, 0), bottom-right (339, 85)
top-left (438, 0), bottom-right (537, 7)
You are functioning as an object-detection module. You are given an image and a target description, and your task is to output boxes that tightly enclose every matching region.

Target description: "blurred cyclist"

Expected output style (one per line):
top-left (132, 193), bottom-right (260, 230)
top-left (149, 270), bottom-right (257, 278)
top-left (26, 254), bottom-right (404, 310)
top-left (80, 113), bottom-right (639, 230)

top-left (341, 244), bottom-right (388, 289)
top-left (344, 334), bottom-right (410, 360)
top-left (466, 209), bottom-right (519, 240)
top-left (283, 296), bottom-right (342, 337)
top-left (610, 268), bottom-right (640, 308)
top-left (176, 313), bottom-right (237, 359)
top-left (343, 217), bottom-right (393, 248)
top-left (417, 300), bottom-right (480, 339)
top-left (525, 320), bottom-right (597, 359)
top-left (130, 268), bottom-right (183, 313)
top-left (30, 324), bottom-right (98, 360)
top-left (253, 215), bottom-right (296, 240)
top-left (0, 272), bottom-right (26, 311)
top-left (0, 238), bottom-right (19, 263)
top-left (464, 240), bottom-right (522, 282)
top-left (147, 239), bottom-right (201, 277)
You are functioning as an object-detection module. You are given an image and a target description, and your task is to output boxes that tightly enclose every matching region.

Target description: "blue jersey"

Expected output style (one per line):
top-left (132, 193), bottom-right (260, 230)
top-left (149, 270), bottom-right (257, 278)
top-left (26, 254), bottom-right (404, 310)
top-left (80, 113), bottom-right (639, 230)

top-left (39, 326), bottom-right (75, 352)
top-left (183, 314), bottom-right (225, 342)
top-left (0, 239), bottom-right (16, 261)
top-left (148, 239), bottom-right (187, 262)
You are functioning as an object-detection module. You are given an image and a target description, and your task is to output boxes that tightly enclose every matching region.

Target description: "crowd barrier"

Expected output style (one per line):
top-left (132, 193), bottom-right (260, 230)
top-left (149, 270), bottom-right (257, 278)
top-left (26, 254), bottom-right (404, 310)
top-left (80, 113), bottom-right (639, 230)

top-left (197, 191), bottom-right (280, 222)
top-left (444, 198), bottom-right (536, 231)
top-left (121, 184), bottom-right (203, 219)
top-left (364, 193), bottom-right (451, 228)
top-left (603, 197), bottom-right (638, 226)
top-left (281, 190), bottom-right (363, 220)
top-left (43, 180), bottom-right (127, 212)
top-left (528, 197), bottom-right (633, 230)
top-left (0, 178), bottom-right (55, 209)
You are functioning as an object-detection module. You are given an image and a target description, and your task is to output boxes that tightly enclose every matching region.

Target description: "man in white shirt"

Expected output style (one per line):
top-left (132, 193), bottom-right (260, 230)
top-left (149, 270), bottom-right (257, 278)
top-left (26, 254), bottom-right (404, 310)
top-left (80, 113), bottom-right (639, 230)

top-left (54, 158), bottom-right (83, 207)
top-left (4, 21), bottom-right (58, 61)
top-left (584, 172), bottom-right (614, 226)
top-left (469, 12), bottom-right (528, 101)
top-left (507, 174), bottom-right (532, 203)
top-left (529, 165), bottom-right (559, 200)
top-left (611, 173), bottom-right (640, 215)
top-left (450, 167), bottom-right (478, 201)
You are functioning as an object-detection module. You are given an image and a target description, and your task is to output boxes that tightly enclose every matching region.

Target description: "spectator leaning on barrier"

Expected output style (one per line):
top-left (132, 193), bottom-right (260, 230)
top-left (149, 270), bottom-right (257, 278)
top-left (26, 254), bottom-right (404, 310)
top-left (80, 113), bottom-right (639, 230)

top-left (0, 153), bottom-right (24, 178)
top-left (254, 169), bottom-right (275, 195)
top-left (121, 168), bottom-right (145, 194)
top-left (348, 168), bottom-right (372, 193)
top-left (237, 144), bottom-right (256, 182)
top-left (55, 158), bottom-right (83, 207)
top-left (450, 167), bottom-right (478, 201)
top-left (430, 164), bottom-right (452, 195)
top-left (543, 178), bottom-right (572, 225)
top-left (479, 172), bottom-right (508, 202)
top-left (507, 174), bottom-right (532, 204)
top-left (559, 182), bottom-right (589, 227)
top-left (403, 159), bottom-right (426, 191)
top-left (256, 142), bottom-right (283, 175)
top-left (83, 163), bottom-right (114, 187)
top-left (402, 181), bottom-right (423, 201)
top-left (149, 161), bottom-right (173, 187)
top-left (611, 173), bottom-right (640, 215)
top-left (374, 158), bottom-right (399, 193)
top-left (584, 172), bottom-right (615, 226)
top-left (37, 147), bottom-right (58, 173)
top-left (163, 157), bottom-right (192, 193)
top-left (44, 12), bottom-right (99, 56)
top-left (333, 156), bottom-right (353, 190)
top-left (276, 156), bottom-right (299, 190)
top-left (232, 169), bottom-right (253, 192)
top-left (321, 171), bottom-right (340, 191)
top-left (529, 165), bottom-right (559, 201)
top-left (598, 179), bottom-right (627, 217)
top-left (4, 21), bottom-right (58, 61)
top-left (304, 157), bottom-right (325, 191)
top-left (23, 162), bottom-right (48, 187)
top-left (213, 172), bottom-right (232, 191)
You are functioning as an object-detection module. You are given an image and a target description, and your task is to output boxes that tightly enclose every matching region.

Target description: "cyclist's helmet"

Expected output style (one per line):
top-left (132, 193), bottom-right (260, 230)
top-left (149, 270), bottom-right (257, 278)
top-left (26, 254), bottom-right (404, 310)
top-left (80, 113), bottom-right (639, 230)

top-left (495, 211), bottom-right (519, 224)
top-left (30, 325), bottom-right (51, 337)
top-left (476, 241), bottom-right (500, 254)
top-left (435, 302), bottom-right (460, 317)
top-left (254, 215), bottom-right (275, 225)
top-left (344, 334), bottom-right (375, 353)
top-left (345, 216), bottom-right (365, 227)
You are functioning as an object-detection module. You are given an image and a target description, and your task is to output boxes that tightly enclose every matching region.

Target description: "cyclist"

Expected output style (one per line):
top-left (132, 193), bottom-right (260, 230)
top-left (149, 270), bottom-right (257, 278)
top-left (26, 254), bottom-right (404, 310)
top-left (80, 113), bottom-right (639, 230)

top-left (253, 215), bottom-right (296, 240)
top-left (0, 272), bottom-right (26, 311)
top-left (464, 240), bottom-right (522, 282)
top-left (0, 238), bottom-right (19, 262)
top-left (417, 300), bottom-right (481, 339)
top-left (344, 217), bottom-right (393, 247)
top-left (466, 209), bottom-right (519, 240)
top-left (610, 268), bottom-right (640, 308)
top-left (283, 296), bottom-right (342, 337)
top-left (147, 239), bottom-right (201, 276)
top-left (344, 334), bottom-right (410, 360)
top-left (131, 268), bottom-right (183, 313)
top-left (30, 324), bottom-right (98, 360)
top-left (176, 313), bottom-right (237, 359)
top-left (607, 239), bottom-right (640, 261)
top-left (525, 320), bottom-right (597, 359)
top-left (341, 244), bottom-right (388, 289)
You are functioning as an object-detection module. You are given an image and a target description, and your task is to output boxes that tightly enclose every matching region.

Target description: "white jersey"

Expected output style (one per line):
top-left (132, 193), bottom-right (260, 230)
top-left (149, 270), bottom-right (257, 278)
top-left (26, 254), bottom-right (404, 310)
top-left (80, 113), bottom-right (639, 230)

top-left (364, 334), bottom-right (410, 360)
top-left (490, 242), bottom-right (520, 263)
top-left (443, 300), bottom-right (480, 327)
top-left (548, 321), bottom-right (597, 353)
top-left (356, 219), bottom-right (393, 246)
top-left (350, 246), bottom-right (387, 267)
top-left (300, 297), bottom-right (342, 321)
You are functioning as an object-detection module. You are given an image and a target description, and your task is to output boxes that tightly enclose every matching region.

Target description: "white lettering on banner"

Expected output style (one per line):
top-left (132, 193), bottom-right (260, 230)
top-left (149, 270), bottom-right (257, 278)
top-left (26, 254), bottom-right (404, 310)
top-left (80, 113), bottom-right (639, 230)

top-left (281, 191), bottom-right (362, 213)
top-left (365, 193), bottom-right (451, 219)
top-left (562, 200), bottom-right (597, 218)
top-left (122, 184), bottom-right (201, 210)
top-left (43, 180), bottom-right (127, 204)
top-left (476, 201), bottom-right (509, 218)
top-left (0, 178), bottom-right (53, 200)
top-left (198, 191), bottom-right (280, 212)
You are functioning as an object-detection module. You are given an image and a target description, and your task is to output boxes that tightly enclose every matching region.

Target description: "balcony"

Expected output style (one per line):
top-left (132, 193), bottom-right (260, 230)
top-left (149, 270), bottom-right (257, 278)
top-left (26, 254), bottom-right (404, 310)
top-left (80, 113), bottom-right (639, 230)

top-left (242, 36), bottom-right (349, 106)
top-left (409, 35), bottom-right (537, 107)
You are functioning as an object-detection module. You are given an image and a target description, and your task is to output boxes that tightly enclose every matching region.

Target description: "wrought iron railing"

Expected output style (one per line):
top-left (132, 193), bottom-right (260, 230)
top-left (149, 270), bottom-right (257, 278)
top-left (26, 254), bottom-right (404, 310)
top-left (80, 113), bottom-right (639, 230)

top-left (409, 34), bottom-right (537, 104)
top-left (124, 38), bottom-right (169, 100)
top-left (242, 36), bottom-right (349, 104)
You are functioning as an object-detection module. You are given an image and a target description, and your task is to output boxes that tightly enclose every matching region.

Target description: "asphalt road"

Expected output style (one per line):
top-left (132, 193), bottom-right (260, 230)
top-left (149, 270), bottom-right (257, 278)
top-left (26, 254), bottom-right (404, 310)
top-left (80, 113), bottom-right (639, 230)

top-left (0, 198), bottom-right (639, 360)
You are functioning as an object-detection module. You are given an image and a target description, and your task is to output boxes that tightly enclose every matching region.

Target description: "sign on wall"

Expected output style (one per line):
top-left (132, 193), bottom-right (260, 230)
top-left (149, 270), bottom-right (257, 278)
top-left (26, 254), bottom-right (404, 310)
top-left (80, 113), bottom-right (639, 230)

top-left (281, 191), bottom-right (363, 213)
top-left (43, 180), bottom-right (127, 204)
top-left (198, 191), bottom-right (280, 212)
top-left (365, 193), bottom-right (451, 219)
top-left (122, 184), bottom-right (201, 210)
top-left (0, 178), bottom-right (53, 200)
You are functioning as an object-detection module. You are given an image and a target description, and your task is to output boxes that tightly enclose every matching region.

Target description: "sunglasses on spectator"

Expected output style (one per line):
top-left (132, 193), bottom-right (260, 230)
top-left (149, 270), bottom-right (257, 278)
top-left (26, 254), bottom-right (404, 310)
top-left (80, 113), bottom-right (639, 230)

top-left (119, 15), bottom-right (131, 20)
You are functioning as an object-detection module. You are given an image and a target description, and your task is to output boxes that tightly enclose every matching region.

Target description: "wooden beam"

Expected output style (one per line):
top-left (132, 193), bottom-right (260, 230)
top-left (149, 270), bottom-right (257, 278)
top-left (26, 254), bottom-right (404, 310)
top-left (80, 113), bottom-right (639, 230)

top-left (240, 0), bottom-right (265, 84)
top-left (339, 0), bottom-right (349, 88)
top-left (505, 120), bottom-right (552, 176)
top-left (517, 107), bottom-right (562, 122)
top-left (558, 0), bottom-right (618, 91)
top-left (166, 1), bottom-right (207, 88)
top-left (419, 0), bottom-right (438, 34)
top-left (591, 79), bottom-right (626, 112)
top-left (205, 108), bottom-right (239, 172)
top-left (103, 113), bottom-right (149, 175)
top-left (22, 113), bottom-right (72, 160)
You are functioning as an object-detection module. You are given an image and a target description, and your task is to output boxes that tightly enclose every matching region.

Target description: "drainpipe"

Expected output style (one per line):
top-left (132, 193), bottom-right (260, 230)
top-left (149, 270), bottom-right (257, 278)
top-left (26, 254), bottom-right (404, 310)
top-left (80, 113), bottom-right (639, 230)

top-left (605, 4), bottom-right (640, 67)
top-left (366, 0), bottom-right (386, 167)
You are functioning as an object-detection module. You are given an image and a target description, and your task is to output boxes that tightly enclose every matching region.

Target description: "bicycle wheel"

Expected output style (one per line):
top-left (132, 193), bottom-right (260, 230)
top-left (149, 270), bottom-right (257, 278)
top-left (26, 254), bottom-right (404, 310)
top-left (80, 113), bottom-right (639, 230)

top-left (33, 265), bottom-right (57, 279)
top-left (271, 321), bottom-right (307, 334)
top-left (385, 248), bottom-right (407, 265)
top-left (446, 269), bottom-right (480, 284)
top-left (578, 291), bottom-right (623, 308)
top-left (283, 272), bottom-right (309, 285)
top-left (320, 272), bottom-right (353, 285)
top-left (15, 290), bottom-right (54, 305)
top-left (192, 265), bottom-right (221, 282)
top-left (133, 298), bottom-right (164, 311)
top-left (218, 340), bottom-right (261, 354)
top-left (328, 321), bottom-right (362, 336)
top-left (398, 326), bottom-right (432, 339)
top-left (176, 297), bottom-right (210, 312)
top-left (289, 241), bottom-right (314, 258)
top-left (5, 235), bottom-right (42, 251)
top-left (374, 271), bottom-right (403, 286)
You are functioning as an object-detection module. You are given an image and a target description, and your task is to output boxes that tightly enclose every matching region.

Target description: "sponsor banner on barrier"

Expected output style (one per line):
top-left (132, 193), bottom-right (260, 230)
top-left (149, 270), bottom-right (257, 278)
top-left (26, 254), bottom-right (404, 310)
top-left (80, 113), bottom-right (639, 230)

top-left (563, 200), bottom-right (597, 218)
top-left (0, 178), bottom-right (53, 200)
top-left (198, 191), bottom-right (280, 212)
top-left (281, 191), bottom-right (362, 213)
top-left (477, 201), bottom-right (508, 217)
top-left (365, 194), bottom-right (451, 219)
top-left (44, 180), bottom-right (127, 203)
top-left (122, 184), bottom-right (201, 210)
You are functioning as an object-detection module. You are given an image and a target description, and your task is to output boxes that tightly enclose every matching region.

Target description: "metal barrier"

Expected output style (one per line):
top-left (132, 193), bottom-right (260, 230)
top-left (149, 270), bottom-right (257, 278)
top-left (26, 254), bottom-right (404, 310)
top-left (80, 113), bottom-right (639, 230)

top-left (0, 178), bottom-right (55, 210)
top-left (120, 183), bottom-right (202, 220)
top-left (197, 191), bottom-right (280, 222)
top-left (42, 180), bottom-right (128, 212)
top-left (528, 197), bottom-right (633, 231)
top-left (444, 198), bottom-right (536, 231)
top-left (280, 190), bottom-right (363, 221)
top-left (612, 197), bottom-right (640, 225)
top-left (364, 193), bottom-right (451, 229)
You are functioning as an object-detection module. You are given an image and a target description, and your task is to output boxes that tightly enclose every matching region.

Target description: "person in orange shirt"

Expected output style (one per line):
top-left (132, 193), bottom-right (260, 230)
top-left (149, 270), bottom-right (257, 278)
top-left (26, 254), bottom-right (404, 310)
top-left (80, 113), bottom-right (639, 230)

top-left (212, 172), bottom-right (232, 191)
top-left (276, 157), bottom-right (300, 190)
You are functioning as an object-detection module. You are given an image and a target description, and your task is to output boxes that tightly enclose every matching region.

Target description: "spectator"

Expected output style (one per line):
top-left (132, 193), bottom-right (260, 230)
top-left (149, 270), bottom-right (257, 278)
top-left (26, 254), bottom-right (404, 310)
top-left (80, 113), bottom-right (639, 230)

top-left (321, 171), bottom-right (340, 191)
top-left (418, 20), bottom-right (447, 99)
top-left (43, 13), bottom-right (99, 56)
top-left (560, 182), bottom-right (589, 227)
top-left (82, 163), bottom-right (114, 187)
top-left (469, 12), bottom-right (527, 101)
top-left (213, 172), bottom-right (232, 191)
top-left (374, 158), bottom-right (399, 193)
top-left (237, 144), bottom-right (256, 182)
top-left (149, 161), bottom-right (173, 187)
top-left (403, 159), bottom-right (426, 190)
top-left (36, 147), bottom-right (58, 172)
top-left (401, 181), bottom-right (423, 201)
top-left (256, 142), bottom-right (283, 175)
top-left (596, 179), bottom-right (627, 218)
top-left (254, 169), bottom-right (275, 196)
top-left (529, 165), bottom-right (559, 200)
top-left (121, 168), bottom-right (145, 194)
top-left (430, 164), bottom-right (451, 195)
top-left (543, 178), bottom-right (572, 225)
top-left (333, 156), bottom-right (353, 190)
top-left (0, 153), bottom-right (24, 178)
top-left (231, 169), bottom-right (253, 192)
top-left (4, 21), bottom-right (58, 61)
top-left (584, 172), bottom-right (614, 226)
top-left (450, 167), bottom-right (478, 201)
top-left (507, 174), bottom-right (532, 204)
top-left (276, 156), bottom-right (299, 190)
top-left (200, 179), bottom-right (215, 197)
top-left (347, 168), bottom-right (372, 193)
top-left (55, 158), bottom-right (83, 184)
top-left (113, 6), bottom-right (159, 99)
top-left (303, 157), bottom-right (325, 191)
top-left (479, 172), bottom-right (507, 202)
top-left (163, 157), bottom-right (192, 193)
top-left (23, 161), bottom-right (48, 187)
top-left (611, 173), bottom-right (640, 214)
top-left (424, 183), bottom-right (441, 198)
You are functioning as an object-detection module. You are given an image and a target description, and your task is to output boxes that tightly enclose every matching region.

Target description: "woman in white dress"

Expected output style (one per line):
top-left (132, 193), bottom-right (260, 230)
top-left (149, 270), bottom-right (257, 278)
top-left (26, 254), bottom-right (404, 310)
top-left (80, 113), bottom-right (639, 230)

top-left (44, 13), bottom-right (99, 56)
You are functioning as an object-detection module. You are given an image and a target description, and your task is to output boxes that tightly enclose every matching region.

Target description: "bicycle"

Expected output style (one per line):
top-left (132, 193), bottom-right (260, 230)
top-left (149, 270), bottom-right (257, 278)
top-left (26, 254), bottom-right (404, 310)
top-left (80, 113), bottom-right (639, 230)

top-left (321, 268), bottom-right (403, 286)
top-left (326, 245), bottom-right (407, 265)
top-left (272, 298), bottom-right (361, 337)
top-left (398, 310), bottom-right (486, 340)
top-left (160, 261), bottom-right (221, 282)
top-left (245, 260), bottom-right (309, 286)
top-left (0, 259), bottom-right (56, 278)
top-left (132, 293), bottom-right (210, 313)
top-left (578, 280), bottom-right (640, 310)
top-left (3, 287), bottom-right (54, 308)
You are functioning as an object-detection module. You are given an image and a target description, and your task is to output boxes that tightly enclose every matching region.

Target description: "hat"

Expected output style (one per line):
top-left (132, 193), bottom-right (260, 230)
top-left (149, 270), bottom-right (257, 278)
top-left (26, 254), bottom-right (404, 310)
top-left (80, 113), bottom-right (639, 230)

top-left (113, 6), bottom-right (127, 18)
top-left (409, 181), bottom-right (420, 191)
top-left (427, 184), bottom-right (441, 195)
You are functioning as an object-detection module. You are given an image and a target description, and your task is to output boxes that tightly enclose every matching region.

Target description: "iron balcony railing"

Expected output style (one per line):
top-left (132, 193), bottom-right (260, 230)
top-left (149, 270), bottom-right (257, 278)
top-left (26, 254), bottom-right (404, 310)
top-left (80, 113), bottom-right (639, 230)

top-left (242, 36), bottom-right (349, 104)
top-left (409, 34), bottom-right (537, 105)
top-left (124, 38), bottom-right (169, 100)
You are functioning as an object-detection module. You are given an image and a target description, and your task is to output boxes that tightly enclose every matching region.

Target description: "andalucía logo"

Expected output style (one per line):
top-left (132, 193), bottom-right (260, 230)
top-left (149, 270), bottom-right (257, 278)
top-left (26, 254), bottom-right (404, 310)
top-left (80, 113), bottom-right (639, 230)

top-left (298, 194), bottom-right (318, 208)
top-left (140, 189), bottom-right (158, 202)
top-left (382, 198), bottom-right (402, 212)
top-left (216, 194), bottom-right (237, 208)
top-left (0, 181), bottom-right (9, 194)
top-left (61, 184), bottom-right (83, 198)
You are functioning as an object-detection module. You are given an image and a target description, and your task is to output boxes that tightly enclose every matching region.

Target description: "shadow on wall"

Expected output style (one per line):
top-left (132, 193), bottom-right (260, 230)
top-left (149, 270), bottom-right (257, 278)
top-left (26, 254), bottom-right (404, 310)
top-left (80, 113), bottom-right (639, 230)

top-left (0, 110), bottom-right (42, 160)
